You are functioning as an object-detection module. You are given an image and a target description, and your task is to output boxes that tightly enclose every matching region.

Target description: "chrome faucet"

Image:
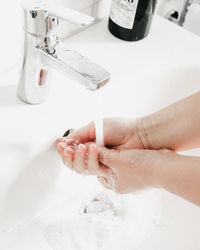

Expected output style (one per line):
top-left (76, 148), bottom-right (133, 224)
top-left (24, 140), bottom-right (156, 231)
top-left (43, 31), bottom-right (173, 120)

top-left (18, 0), bottom-right (110, 104)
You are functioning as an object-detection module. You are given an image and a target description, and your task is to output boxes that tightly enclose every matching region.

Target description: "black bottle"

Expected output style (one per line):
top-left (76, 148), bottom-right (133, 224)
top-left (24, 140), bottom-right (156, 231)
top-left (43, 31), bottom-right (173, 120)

top-left (108, 0), bottom-right (157, 41)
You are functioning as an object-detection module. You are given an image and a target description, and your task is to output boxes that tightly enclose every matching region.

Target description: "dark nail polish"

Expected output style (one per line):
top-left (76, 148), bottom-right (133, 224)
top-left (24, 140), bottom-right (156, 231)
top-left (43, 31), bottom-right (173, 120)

top-left (63, 129), bottom-right (71, 137)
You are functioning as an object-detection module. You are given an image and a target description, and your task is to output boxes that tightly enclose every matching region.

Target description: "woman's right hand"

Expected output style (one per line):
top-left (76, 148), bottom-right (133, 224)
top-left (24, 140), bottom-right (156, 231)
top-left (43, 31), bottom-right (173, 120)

top-left (57, 117), bottom-right (144, 150)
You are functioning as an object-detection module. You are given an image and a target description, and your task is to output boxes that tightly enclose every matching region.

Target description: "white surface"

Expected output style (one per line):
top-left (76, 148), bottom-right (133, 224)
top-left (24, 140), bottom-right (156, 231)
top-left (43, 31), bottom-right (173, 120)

top-left (157, 0), bottom-right (183, 18)
top-left (93, 0), bottom-right (111, 20)
top-left (0, 15), bottom-right (200, 249)
top-left (183, 2), bottom-right (200, 36)
top-left (158, 0), bottom-right (180, 18)
top-left (44, 190), bottom-right (161, 250)
top-left (0, 0), bottom-right (21, 74)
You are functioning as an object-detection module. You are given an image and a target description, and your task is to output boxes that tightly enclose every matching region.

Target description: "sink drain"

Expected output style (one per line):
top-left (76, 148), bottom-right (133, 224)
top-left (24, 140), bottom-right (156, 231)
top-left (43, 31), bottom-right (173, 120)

top-left (79, 195), bottom-right (116, 216)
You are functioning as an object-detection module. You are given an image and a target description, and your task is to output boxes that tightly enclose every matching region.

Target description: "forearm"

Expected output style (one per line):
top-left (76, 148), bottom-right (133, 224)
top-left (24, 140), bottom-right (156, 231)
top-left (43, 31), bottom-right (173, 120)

top-left (137, 91), bottom-right (200, 151)
top-left (155, 153), bottom-right (200, 206)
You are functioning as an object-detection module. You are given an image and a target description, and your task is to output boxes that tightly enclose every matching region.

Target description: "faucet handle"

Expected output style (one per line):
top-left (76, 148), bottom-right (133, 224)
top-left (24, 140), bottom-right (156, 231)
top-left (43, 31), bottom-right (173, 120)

top-left (47, 3), bottom-right (94, 27)
top-left (21, 0), bottom-right (94, 28)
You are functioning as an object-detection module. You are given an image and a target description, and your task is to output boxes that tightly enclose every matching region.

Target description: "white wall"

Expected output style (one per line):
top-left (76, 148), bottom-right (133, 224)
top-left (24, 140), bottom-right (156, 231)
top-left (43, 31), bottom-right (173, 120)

top-left (58, 0), bottom-right (111, 39)
top-left (0, 0), bottom-right (21, 74)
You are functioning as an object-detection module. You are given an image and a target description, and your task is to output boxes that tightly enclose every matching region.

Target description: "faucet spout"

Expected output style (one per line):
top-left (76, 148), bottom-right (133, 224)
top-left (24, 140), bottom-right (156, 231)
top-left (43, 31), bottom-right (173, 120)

top-left (39, 43), bottom-right (110, 90)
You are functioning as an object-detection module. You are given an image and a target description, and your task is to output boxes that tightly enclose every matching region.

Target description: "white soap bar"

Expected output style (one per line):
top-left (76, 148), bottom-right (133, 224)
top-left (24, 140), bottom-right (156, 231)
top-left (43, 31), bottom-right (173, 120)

top-left (94, 119), bottom-right (104, 146)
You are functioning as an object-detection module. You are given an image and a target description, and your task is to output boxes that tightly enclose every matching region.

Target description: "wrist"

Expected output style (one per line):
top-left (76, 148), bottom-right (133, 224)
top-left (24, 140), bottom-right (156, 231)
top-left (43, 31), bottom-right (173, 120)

top-left (128, 118), bottom-right (145, 149)
top-left (136, 116), bottom-right (161, 150)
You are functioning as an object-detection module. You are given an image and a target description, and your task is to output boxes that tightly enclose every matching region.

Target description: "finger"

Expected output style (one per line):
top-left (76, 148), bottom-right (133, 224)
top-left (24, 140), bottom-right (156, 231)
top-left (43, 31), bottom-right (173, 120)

top-left (57, 137), bottom-right (67, 143)
top-left (62, 147), bottom-right (74, 169)
top-left (57, 142), bottom-right (66, 154)
top-left (66, 121), bottom-right (96, 144)
top-left (103, 117), bottom-right (130, 147)
top-left (159, 148), bottom-right (171, 153)
top-left (72, 144), bottom-right (87, 174)
top-left (99, 163), bottom-right (111, 176)
top-left (87, 144), bottom-right (108, 177)
top-left (56, 129), bottom-right (75, 144)
top-left (98, 146), bottom-right (119, 168)
top-left (98, 176), bottom-right (112, 190)
top-left (98, 176), bottom-right (106, 187)
top-left (57, 138), bottom-right (76, 145)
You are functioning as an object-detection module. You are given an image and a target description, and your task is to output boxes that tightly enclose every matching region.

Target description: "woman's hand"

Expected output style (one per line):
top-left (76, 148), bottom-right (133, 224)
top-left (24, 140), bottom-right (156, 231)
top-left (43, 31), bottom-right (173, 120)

top-left (57, 141), bottom-right (200, 205)
top-left (57, 138), bottom-right (171, 193)
top-left (96, 147), bottom-right (172, 194)
top-left (57, 117), bottom-right (144, 150)
top-left (97, 147), bottom-right (200, 206)
top-left (57, 141), bottom-right (104, 176)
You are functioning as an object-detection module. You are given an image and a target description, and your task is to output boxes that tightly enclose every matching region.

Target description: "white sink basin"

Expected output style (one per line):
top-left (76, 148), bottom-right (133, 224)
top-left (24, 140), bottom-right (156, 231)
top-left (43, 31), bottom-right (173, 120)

top-left (0, 67), bottom-right (162, 250)
top-left (0, 16), bottom-right (200, 250)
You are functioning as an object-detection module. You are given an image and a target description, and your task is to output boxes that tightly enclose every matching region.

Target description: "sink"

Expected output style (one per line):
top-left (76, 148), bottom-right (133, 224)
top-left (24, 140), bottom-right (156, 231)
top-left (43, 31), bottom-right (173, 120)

top-left (0, 16), bottom-right (200, 250)
top-left (0, 67), bottom-right (162, 250)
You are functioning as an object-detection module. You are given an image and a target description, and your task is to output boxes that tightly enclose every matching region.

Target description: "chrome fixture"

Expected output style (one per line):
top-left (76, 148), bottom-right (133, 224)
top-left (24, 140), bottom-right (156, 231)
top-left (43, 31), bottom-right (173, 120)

top-left (164, 0), bottom-right (193, 26)
top-left (179, 0), bottom-right (193, 26)
top-left (18, 0), bottom-right (110, 104)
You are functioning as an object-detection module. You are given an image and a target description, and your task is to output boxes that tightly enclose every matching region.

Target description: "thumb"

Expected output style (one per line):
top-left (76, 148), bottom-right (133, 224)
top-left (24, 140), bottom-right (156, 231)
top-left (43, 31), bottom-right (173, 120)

top-left (62, 121), bottom-right (96, 143)
top-left (98, 146), bottom-right (119, 168)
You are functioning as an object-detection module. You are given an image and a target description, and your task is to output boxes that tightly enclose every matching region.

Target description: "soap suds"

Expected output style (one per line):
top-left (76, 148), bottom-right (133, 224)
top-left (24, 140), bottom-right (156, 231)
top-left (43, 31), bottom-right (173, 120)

top-left (44, 189), bottom-right (162, 250)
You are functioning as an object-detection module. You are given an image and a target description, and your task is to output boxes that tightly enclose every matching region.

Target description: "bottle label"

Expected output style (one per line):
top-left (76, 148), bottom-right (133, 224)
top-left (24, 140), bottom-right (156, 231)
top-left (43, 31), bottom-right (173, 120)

top-left (110, 0), bottom-right (139, 29)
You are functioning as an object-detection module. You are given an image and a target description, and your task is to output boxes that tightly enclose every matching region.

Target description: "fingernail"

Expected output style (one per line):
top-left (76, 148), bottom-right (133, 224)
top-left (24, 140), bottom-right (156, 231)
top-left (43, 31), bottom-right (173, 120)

top-left (63, 128), bottom-right (73, 137)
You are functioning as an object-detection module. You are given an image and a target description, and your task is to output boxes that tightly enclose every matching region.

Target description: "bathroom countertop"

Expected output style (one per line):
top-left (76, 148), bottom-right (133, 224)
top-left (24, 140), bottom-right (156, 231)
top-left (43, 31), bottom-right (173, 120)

top-left (0, 15), bottom-right (200, 250)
